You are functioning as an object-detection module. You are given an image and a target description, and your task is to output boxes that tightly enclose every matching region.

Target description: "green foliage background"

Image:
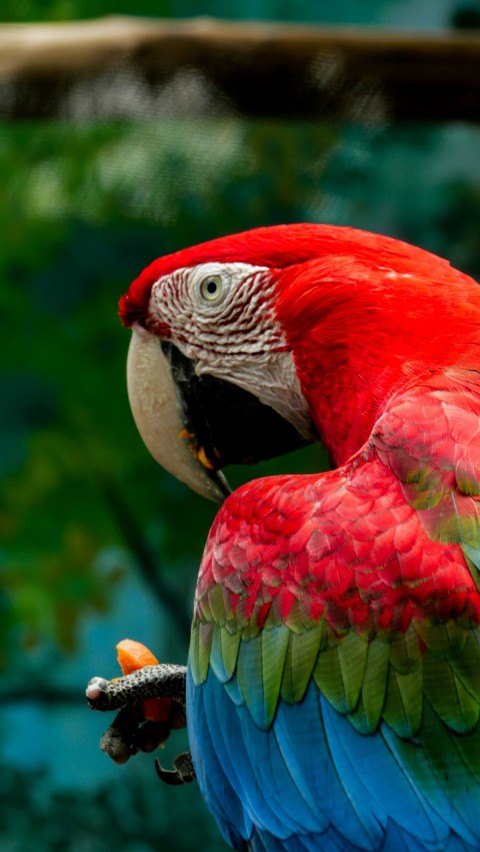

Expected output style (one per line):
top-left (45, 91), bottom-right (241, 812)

top-left (0, 0), bottom-right (462, 26)
top-left (1, 1), bottom-right (480, 849)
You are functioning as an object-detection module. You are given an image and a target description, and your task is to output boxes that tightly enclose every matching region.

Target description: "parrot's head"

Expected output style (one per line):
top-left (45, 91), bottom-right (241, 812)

top-left (119, 224), bottom-right (480, 500)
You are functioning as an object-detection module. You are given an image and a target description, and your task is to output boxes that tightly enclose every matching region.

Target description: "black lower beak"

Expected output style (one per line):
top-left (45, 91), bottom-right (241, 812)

top-left (161, 341), bottom-right (309, 471)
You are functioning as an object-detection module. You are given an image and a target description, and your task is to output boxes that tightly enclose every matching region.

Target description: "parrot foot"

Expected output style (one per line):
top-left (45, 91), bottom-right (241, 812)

top-left (86, 664), bottom-right (189, 771)
top-left (155, 751), bottom-right (196, 786)
top-left (98, 706), bottom-right (172, 765)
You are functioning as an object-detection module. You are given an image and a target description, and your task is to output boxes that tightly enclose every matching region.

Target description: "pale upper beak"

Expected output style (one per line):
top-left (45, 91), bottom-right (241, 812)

top-left (126, 327), bottom-right (230, 502)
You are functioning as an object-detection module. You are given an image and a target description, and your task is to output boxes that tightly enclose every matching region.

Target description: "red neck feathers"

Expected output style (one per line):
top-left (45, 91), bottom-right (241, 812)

top-left (272, 230), bottom-right (480, 465)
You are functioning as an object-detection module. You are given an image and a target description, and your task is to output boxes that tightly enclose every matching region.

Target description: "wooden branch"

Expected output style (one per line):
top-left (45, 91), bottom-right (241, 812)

top-left (0, 16), bottom-right (478, 122)
top-left (0, 684), bottom-right (81, 705)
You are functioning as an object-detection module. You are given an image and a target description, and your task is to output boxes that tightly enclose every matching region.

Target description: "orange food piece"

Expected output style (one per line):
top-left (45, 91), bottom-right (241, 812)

top-left (116, 638), bottom-right (159, 673)
top-left (116, 638), bottom-right (172, 723)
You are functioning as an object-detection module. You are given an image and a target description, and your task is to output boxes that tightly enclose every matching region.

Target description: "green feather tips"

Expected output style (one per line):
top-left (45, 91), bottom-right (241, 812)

top-left (382, 666), bottom-right (423, 737)
top-left (389, 625), bottom-right (422, 673)
top-left (207, 584), bottom-right (227, 625)
top-left (189, 614), bottom-right (327, 727)
top-left (281, 622), bottom-right (326, 704)
top-left (190, 599), bottom-right (480, 741)
top-left (220, 626), bottom-right (243, 681)
top-left (313, 632), bottom-right (368, 715)
top-left (413, 619), bottom-right (467, 659)
top-left (383, 627), bottom-right (424, 735)
top-left (236, 626), bottom-right (291, 729)
top-left (423, 646), bottom-right (479, 733)
top-left (189, 621), bottom-right (214, 686)
top-left (348, 639), bottom-right (390, 733)
top-left (209, 625), bottom-right (231, 683)
top-left (450, 632), bottom-right (480, 703)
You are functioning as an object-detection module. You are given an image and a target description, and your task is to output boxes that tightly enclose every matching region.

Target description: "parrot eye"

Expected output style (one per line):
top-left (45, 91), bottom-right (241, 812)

top-left (199, 274), bottom-right (224, 303)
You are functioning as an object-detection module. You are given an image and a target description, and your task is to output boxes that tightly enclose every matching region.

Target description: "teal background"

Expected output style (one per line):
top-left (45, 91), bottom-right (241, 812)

top-left (1, 1), bottom-right (480, 849)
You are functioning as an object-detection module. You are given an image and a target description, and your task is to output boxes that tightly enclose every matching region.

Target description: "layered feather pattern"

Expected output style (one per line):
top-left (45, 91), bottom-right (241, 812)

top-left (121, 224), bottom-right (480, 849)
top-left (188, 371), bottom-right (480, 850)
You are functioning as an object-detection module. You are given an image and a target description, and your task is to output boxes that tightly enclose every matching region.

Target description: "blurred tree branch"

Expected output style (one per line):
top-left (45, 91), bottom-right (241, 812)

top-left (0, 685), bottom-right (81, 705)
top-left (99, 473), bottom-right (193, 637)
top-left (0, 16), bottom-right (478, 121)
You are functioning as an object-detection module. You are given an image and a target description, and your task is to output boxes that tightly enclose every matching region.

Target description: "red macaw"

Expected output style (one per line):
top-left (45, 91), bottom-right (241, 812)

top-left (90, 224), bottom-right (480, 851)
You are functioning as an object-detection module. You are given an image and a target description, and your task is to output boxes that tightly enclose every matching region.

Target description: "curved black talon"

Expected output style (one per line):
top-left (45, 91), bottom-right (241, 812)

top-left (155, 751), bottom-right (196, 786)
top-left (155, 759), bottom-right (185, 786)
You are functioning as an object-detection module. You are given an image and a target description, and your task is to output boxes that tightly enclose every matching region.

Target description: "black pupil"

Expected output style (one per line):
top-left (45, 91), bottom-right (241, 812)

top-left (206, 279), bottom-right (218, 294)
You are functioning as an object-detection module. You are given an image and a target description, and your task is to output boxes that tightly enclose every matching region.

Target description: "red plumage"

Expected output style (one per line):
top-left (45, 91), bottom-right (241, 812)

top-left (120, 223), bottom-right (480, 850)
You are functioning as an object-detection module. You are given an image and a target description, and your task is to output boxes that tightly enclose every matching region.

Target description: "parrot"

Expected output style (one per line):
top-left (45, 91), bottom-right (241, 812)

top-left (90, 224), bottom-right (480, 851)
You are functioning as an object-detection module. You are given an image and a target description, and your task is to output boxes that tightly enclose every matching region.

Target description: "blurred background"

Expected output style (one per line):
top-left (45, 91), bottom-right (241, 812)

top-left (1, 0), bottom-right (480, 849)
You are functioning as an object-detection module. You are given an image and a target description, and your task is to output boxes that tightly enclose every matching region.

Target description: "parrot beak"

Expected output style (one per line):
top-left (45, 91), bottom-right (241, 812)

top-left (127, 327), bottom-right (231, 502)
top-left (127, 327), bottom-right (310, 503)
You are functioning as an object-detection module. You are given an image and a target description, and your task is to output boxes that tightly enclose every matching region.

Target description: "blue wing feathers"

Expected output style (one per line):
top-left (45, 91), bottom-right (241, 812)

top-left (321, 696), bottom-right (450, 846)
top-left (275, 686), bottom-right (383, 848)
top-left (237, 704), bottom-right (320, 835)
top-left (200, 664), bottom-right (294, 839)
top-left (187, 670), bottom-right (252, 848)
top-left (187, 665), bottom-right (480, 850)
top-left (212, 669), bottom-right (320, 837)
top-left (382, 718), bottom-right (478, 846)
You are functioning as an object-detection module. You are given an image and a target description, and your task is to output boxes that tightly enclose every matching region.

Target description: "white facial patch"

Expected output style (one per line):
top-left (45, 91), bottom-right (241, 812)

top-left (150, 262), bottom-right (282, 356)
top-left (149, 261), bottom-right (314, 441)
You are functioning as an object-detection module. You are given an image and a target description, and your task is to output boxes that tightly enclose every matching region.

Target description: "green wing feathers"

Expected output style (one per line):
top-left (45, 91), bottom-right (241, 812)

top-left (190, 616), bottom-right (480, 738)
